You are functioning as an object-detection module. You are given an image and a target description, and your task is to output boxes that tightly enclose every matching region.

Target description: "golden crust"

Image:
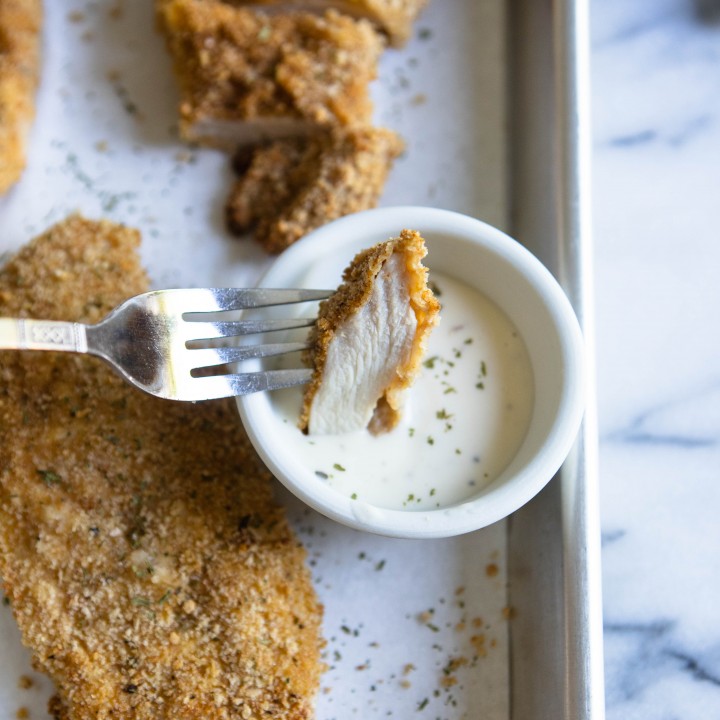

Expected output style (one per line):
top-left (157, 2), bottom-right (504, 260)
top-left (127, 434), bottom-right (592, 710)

top-left (226, 127), bottom-right (404, 253)
top-left (0, 216), bottom-right (324, 720)
top-left (217, 0), bottom-right (428, 47)
top-left (299, 229), bottom-right (439, 433)
top-left (158, 0), bottom-right (383, 143)
top-left (0, 0), bottom-right (42, 193)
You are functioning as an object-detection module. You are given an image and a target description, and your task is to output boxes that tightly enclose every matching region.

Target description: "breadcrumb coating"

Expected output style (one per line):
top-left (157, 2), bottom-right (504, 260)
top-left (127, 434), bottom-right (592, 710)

top-left (222, 0), bottom-right (428, 46)
top-left (158, 0), bottom-right (383, 145)
top-left (0, 216), bottom-right (324, 720)
top-left (226, 127), bottom-right (404, 253)
top-left (299, 229), bottom-right (439, 434)
top-left (0, 0), bottom-right (42, 193)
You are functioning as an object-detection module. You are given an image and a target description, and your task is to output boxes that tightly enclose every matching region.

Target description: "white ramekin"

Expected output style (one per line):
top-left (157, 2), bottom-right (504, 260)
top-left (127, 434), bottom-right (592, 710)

top-left (238, 207), bottom-right (584, 539)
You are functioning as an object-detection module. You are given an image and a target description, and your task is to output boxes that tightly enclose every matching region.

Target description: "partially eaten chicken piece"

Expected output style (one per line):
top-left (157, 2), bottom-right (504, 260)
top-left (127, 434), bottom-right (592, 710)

top-left (0, 216), bottom-right (324, 720)
top-left (0, 0), bottom-right (42, 193)
top-left (300, 229), bottom-right (440, 435)
top-left (158, 0), bottom-right (383, 147)
top-left (226, 127), bottom-right (404, 253)
top-left (217, 0), bottom-right (428, 47)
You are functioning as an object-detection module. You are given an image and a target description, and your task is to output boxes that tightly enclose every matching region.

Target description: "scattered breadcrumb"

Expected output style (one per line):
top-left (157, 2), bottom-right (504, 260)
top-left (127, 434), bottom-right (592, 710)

top-left (17, 675), bottom-right (33, 690)
top-left (216, 0), bottom-right (428, 47)
top-left (158, 0), bottom-right (383, 146)
top-left (0, 0), bottom-right (42, 193)
top-left (0, 216), bottom-right (324, 720)
top-left (226, 127), bottom-right (403, 253)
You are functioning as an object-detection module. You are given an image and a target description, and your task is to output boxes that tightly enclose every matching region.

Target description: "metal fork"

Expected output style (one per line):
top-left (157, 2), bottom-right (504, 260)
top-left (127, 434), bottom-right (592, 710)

top-left (0, 288), bottom-right (331, 401)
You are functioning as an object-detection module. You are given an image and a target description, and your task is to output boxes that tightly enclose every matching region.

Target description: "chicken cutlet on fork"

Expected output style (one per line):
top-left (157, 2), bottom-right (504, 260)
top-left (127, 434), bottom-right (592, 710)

top-left (0, 215), bottom-right (324, 720)
top-left (300, 229), bottom-right (439, 435)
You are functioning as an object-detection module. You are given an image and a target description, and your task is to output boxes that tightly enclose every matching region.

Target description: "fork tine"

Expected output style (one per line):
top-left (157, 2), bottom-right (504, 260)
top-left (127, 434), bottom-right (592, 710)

top-left (208, 288), bottom-right (332, 311)
top-left (173, 369), bottom-right (313, 401)
top-left (150, 288), bottom-right (332, 314)
top-left (228, 369), bottom-right (313, 394)
top-left (188, 342), bottom-right (309, 369)
top-left (185, 317), bottom-right (317, 342)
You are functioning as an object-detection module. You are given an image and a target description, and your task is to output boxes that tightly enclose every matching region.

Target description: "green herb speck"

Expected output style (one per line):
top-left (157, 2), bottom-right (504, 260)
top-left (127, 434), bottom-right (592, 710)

top-left (133, 564), bottom-right (154, 578)
top-left (333, 463), bottom-right (346, 472)
top-left (37, 469), bottom-right (61, 487)
top-left (427, 436), bottom-right (435, 445)
top-left (423, 356), bottom-right (438, 369)
top-left (351, 493), bottom-right (358, 500)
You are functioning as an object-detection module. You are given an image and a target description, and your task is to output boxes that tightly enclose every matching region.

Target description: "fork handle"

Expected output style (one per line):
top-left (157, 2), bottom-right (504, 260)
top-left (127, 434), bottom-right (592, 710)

top-left (0, 318), bottom-right (88, 353)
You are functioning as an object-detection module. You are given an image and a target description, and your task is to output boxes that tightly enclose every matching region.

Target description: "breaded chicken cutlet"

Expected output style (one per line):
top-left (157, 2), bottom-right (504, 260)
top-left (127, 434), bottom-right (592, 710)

top-left (0, 0), bottom-right (42, 193)
top-left (300, 229), bottom-right (439, 435)
top-left (208, 0), bottom-right (428, 47)
top-left (0, 216), bottom-right (324, 720)
top-left (226, 127), bottom-right (404, 253)
top-left (158, 0), bottom-right (383, 147)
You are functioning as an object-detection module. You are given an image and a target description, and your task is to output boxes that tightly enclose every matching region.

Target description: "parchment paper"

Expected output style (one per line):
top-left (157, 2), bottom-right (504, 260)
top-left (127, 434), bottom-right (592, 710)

top-left (0, 1), bottom-right (510, 717)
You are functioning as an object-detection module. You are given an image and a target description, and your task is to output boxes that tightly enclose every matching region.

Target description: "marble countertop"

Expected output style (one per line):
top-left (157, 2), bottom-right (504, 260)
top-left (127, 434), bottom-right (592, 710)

top-left (592, 0), bottom-right (720, 716)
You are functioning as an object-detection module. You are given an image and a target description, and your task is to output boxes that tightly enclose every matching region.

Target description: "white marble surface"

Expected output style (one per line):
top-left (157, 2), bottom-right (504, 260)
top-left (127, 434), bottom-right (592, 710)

top-left (592, 0), bottom-right (720, 717)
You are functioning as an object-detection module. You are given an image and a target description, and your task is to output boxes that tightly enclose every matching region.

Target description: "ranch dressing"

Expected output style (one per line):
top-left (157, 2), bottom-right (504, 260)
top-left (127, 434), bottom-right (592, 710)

top-left (269, 273), bottom-right (534, 511)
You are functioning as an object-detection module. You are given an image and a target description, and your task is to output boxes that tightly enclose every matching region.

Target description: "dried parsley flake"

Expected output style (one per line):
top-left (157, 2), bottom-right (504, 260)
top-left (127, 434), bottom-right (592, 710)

top-left (37, 469), bottom-right (61, 487)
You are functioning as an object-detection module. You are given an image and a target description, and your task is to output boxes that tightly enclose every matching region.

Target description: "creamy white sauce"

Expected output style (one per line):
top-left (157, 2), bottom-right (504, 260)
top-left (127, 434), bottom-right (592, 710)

top-left (269, 273), bottom-right (534, 511)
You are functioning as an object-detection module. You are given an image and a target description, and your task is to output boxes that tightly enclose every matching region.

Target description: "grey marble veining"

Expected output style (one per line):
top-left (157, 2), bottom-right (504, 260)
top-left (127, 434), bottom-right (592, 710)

top-left (592, 0), bottom-right (720, 717)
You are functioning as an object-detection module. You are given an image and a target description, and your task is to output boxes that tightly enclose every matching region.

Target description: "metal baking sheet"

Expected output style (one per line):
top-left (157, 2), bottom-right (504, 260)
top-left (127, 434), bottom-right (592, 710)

top-left (0, 1), bottom-right (603, 718)
top-left (507, 1), bottom-right (605, 718)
